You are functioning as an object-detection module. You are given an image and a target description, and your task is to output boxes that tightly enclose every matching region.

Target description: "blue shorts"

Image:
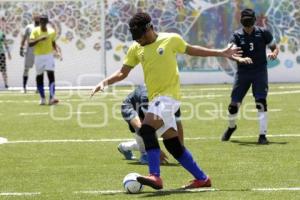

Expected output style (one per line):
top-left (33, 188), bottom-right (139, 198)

top-left (231, 70), bottom-right (268, 103)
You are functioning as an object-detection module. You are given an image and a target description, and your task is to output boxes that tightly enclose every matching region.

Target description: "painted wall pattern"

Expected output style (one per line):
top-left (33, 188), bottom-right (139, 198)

top-left (0, 0), bottom-right (299, 86)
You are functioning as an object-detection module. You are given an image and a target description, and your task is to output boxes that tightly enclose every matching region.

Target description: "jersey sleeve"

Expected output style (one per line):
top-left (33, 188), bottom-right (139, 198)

top-left (29, 29), bottom-right (37, 40)
top-left (262, 29), bottom-right (273, 45)
top-left (123, 44), bottom-right (139, 68)
top-left (171, 33), bottom-right (187, 53)
top-left (229, 33), bottom-right (238, 45)
top-left (51, 30), bottom-right (57, 42)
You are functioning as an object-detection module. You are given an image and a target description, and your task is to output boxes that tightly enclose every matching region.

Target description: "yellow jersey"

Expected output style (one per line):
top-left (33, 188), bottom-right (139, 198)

top-left (30, 27), bottom-right (56, 55)
top-left (124, 32), bottom-right (187, 101)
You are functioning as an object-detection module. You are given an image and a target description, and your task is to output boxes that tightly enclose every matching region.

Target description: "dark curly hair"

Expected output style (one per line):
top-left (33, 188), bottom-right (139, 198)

top-left (129, 12), bottom-right (151, 29)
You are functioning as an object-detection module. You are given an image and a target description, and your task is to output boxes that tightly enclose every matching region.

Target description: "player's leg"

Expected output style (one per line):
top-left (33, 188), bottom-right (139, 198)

top-left (0, 53), bottom-right (8, 88)
top-left (162, 129), bottom-right (211, 189)
top-left (119, 103), bottom-right (141, 160)
top-left (23, 47), bottom-right (35, 93)
top-left (252, 71), bottom-right (269, 144)
top-left (137, 111), bottom-right (164, 189)
top-left (46, 70), bottom-right (58, 105)
top-left (36, 73), bottom-right (45, 105)
top-left (222, 73), bottom-right (251, 141)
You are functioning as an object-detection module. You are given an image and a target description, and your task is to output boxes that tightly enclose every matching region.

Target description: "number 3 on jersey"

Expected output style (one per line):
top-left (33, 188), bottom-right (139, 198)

top-left (249, 42), bottom-right (254, 51)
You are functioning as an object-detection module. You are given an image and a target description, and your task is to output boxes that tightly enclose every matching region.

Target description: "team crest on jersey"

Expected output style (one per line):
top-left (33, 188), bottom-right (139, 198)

top-left (157, 48), bottom-right (164, 55)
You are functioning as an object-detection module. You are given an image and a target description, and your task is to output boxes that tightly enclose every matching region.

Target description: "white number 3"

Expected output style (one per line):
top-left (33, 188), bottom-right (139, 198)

top-left (249, 43), bottom-right (254, 51)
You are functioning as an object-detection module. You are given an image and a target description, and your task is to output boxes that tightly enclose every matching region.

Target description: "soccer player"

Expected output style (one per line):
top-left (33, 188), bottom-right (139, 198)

top-left (20, 13), bottom-right (40, 93)
top-left (118, 85), bottom-right (183, 164)
top-left (29, 14), bottom-right (62, 105)
top-left (91, 12), bottom-right (241, 189)
top-left (221, 8), bottom-right (279, 144)
top-left (0, 27), bottom-right (11, 88)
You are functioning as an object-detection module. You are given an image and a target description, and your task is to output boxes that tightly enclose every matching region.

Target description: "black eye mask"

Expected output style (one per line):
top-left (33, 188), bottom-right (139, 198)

top-left (241, 17), bottom-right (255, 27)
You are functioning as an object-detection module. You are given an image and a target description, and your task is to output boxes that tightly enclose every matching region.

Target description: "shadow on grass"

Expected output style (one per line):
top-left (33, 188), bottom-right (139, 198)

top-left (230, 140), bottom-right (288, 146)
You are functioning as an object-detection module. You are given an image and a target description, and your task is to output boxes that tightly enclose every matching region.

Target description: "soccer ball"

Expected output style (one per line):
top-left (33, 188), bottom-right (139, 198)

top-left (123, 173), bottom-right (144, 194)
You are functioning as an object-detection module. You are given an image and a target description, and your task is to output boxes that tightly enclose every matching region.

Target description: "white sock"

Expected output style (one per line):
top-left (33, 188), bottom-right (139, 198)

top-left (228, 114), bottom-right (237, 128)
top-left (134, 133), bottom-right (146, 154)
top-left (120, 141), bottom-right (139, 151)
top-left (258, 112), bottom-right (267, 135)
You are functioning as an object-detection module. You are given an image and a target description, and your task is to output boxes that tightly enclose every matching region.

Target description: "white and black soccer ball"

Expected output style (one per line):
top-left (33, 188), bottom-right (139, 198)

top-left (123, 173), bottom-right (144, 194)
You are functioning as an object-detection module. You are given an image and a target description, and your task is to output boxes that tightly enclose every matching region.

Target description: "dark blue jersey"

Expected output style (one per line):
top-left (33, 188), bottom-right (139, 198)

top-left (123, 85), bottom-right (149, 120)
top-left (230, 26), bottom-right (273, 72)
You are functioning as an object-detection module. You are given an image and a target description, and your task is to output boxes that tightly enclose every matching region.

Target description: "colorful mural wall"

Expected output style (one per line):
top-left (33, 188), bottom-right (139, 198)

top-left (0, 0), bottom-right (299, 87)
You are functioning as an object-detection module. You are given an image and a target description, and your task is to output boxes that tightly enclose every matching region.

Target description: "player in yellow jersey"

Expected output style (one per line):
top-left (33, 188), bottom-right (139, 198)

top-left (29, 14), bottom-right (62, 105)
top-left (91, 12), bottom-right (242, 190)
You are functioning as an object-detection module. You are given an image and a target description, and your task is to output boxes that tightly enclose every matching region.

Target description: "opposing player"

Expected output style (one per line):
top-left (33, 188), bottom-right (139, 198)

top-left (91, 12), bottom-right (241, 189)
top-left (118, 85), bottom-right (183, 164)
top-left (29, 14), bottom-right (62, 105)
top-left (20, 13), bottom-right (40, 93)
top-left (221, 8), bottom-right (279, 144)
top-left (0, 27), bottom-right (11, 88)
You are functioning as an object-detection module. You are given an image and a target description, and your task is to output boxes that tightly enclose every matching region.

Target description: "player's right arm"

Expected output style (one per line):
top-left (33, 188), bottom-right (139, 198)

top-left (29, 29), bottom-right (48, 47)
top-left (91, 65), bottom-right (132, 97)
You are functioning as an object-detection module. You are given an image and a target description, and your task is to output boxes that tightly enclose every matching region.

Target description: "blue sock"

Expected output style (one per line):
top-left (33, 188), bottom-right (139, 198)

top-left (37, 84), bottom-right (45, 99)
top-left (177, 149), bottom-right (207, 180)
top-left (49, 82), bottom-right (55, 99)
top-left (146, 148), bottom-right (160, 177)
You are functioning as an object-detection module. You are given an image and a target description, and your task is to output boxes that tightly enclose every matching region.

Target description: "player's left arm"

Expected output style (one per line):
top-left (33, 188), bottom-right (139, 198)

top-left (264, 29), bottom-right (279, 60)
top-left (3, 34), bottom-right (11, 60)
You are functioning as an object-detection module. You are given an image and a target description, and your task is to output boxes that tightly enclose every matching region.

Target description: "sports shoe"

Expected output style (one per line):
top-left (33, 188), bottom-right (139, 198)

top-left (39, 98), bottom-right (46, 105)
top-left (182, 176), bottom-right (212, 189)
top-left (117, 144), bottom-right (134, 160)
top-left (139, 153), bottom-right (148, 164)
top-left (49, 98), bottom-right (59, 105)
top-left (137, 174), bottom-right (163, 190)
top-left (4, 84), bottom-right (9, 89)
top-left (221, 126), bottom-right (237, 141)
top-left (258, 135), bottom-right (269, 145)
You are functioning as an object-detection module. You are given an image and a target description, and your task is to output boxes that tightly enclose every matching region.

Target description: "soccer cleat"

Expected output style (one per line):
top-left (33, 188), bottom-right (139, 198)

top-left (39, 98), bottom-right (46, 105)
top-left (49, 98), bottom-right (59, 105)
top-left (258, 135), bottom-right (269, 145)
top-left (182, 176), bottom-right (212, 189)
top-left (139, 153), bottom-right (148, 164)
top-left (4, 84), bottom-right (9, 89)
top-left (137, 174), bottom-right (163, 190)
top-left (221, 125), bottom-right (237, 141)
top-left (117, 144), bottom-right (134, 160)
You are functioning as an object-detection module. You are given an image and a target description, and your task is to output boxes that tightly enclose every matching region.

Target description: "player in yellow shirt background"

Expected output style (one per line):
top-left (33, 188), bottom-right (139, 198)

top-left (29, 14), bottom-right (62, 105)
top-left (91, 12), bottom-right (241, 190)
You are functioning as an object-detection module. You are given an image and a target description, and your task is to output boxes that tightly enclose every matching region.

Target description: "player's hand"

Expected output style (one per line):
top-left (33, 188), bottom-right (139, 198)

top-left (160, 150), bottom-right (169, 164)
top-left (237, 57), bottom-right (253, 64)
top-left (223, 43), bottom-right (243, 59)
top-left (90, 82), bottom-right (105, 97)
top-left (20, 47), bottom-right (24, 57)
top-left (267, 52), bottom-right (277, 60)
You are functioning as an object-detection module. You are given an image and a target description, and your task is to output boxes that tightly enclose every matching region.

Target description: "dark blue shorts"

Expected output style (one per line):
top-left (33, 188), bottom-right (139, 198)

top-left (231, 70), bottom-right (268, 103)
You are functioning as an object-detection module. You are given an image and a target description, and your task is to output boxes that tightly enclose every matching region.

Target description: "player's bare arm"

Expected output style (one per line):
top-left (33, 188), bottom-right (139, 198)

top-left (28, 35), bottom-right (48, 47)
top-left (53, 41), bottom-right (62, 60)
top-left (91, 65), bottom-right (132, 97)
top-left (185, 43), bottom-right (242, 59)
top-left (20, 34), bottom-right (26, 57)
top-left (267, 43), bottom-right (279, 60)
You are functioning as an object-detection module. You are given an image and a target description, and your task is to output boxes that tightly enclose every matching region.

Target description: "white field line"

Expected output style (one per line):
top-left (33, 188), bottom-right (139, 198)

top-left (0, 137), bottom-right (8, 144)
top-left (18, 111), bottom-right (97, 116)
top-left (206, 109), bottom-right (281, 113)
top-left (252, 187), bottom-right (300, 191)
top-left (0, 192), bottom-right (40, 196)
top-left (2, 134), bottom-right (300, 145)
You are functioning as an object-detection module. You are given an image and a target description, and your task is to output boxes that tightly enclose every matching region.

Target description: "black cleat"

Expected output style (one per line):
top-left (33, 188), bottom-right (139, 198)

top-left (221, 126), bottom-right (237, 141)
top-left (258, 135), bottom-right (269, 145)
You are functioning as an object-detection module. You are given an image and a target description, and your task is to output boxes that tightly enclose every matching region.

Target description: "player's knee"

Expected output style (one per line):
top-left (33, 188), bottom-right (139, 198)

top-left (228, 104), bottom-right (239, 115)
top-left (256, 99), bottom-right (267, 112)
top-left (163, 137), bottom-right (184, 159)
top-left (139, 124), bottom-right (159, 150)
top-left (36, 74), bottom-right (43, 85)
top-left (23, 68), bottom-right (29, 77)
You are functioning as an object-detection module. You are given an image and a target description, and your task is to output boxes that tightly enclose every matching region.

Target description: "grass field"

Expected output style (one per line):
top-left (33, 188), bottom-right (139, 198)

top-left (0, 83), bottom-right (299, 200)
